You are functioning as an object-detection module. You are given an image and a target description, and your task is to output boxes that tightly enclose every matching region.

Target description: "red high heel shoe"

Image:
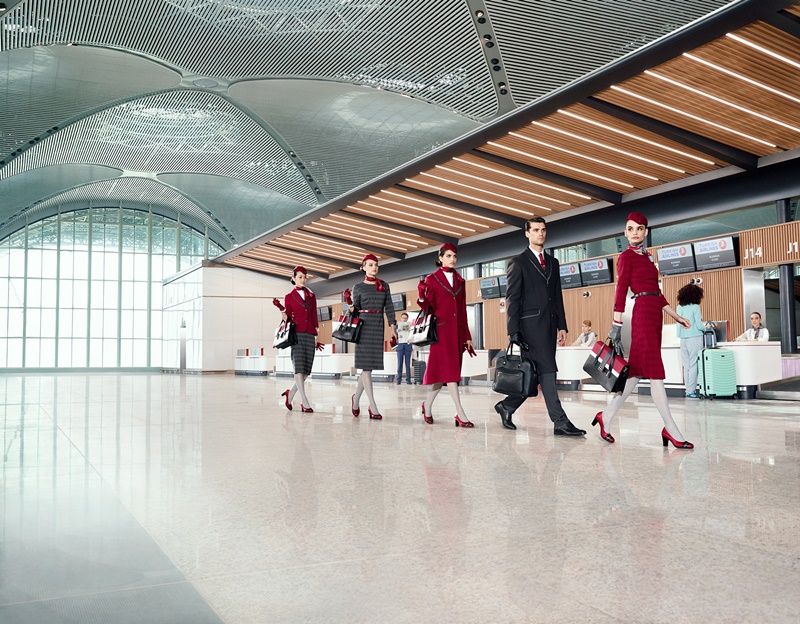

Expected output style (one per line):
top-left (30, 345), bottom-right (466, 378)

top-left (351, 394), bottom-right (360, 418)
top-left (421, 402), bottom-right (433, 424)
top-left (592, 411), bottom-right (614, 443)
top-left (281, 389), bottom-right (292, 410)
top-left (301, 405), bottom-right (313, 413)
top-left (454, 415), bottom-right (474, 428)
top-left (368, 408), bottom-right (382, 420)
top-left (661, 427), bottom-right (693, 449)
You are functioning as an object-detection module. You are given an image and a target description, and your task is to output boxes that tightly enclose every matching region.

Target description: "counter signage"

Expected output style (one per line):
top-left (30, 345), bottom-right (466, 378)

top-left (559, 262), bottom-right (583, 289)
top-left (579, 257), bottom-right (613, 286)
top-left (693, 236), bottom-right (737, 270)
top-left (390, 293), bottom-right (407, 311)
top-left (657, 244), bottom-right (696, 276)
top-left (479, 277), bottom-right (501, 299)
top-left (317, 306), bottom-right (332, 322)
top-left (498, 275), bottom-right (507, 297)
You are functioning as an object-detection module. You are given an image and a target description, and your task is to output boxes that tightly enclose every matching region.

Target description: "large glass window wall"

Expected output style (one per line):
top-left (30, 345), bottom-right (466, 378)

top-left (0, 207), bottom-right (222, 368)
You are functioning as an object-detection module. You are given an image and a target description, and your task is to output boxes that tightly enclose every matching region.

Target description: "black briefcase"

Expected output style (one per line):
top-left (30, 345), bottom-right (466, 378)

top-left (493, 344), bottom-right (538, 397)
top-left (332, 311), bottom-right (363, 344)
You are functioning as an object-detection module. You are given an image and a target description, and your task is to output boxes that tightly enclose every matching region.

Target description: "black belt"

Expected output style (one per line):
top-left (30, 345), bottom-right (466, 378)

top-left (631, 291), bottom-right (661, 299)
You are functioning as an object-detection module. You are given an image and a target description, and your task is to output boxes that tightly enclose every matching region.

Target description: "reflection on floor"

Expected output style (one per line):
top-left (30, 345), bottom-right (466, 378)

top-left (2, 373), bottom-right (799, 623)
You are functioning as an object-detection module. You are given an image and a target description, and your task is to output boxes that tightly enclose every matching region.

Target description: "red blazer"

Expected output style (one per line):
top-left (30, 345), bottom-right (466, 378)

top-left (284, 288), bottom-right (318, 335)
top-left (421, 268), bottom-right (471, 384)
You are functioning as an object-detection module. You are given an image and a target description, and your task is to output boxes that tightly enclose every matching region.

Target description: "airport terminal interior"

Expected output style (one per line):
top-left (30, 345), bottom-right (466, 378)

top-left (2, 1), bottom-right (800, 622)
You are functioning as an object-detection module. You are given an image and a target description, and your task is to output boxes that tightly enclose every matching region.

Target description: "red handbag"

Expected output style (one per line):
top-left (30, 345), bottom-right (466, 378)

top-left (583, 340), bottom-right (630, 393)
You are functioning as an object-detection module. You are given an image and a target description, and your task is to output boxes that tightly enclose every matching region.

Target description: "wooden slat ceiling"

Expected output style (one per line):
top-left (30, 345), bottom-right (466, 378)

top-left (223, 12), bottom-right (800, 280)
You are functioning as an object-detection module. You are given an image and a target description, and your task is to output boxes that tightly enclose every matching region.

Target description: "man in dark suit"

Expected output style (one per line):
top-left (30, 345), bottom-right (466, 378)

top-left (495, 217), bottom-right (586, 436)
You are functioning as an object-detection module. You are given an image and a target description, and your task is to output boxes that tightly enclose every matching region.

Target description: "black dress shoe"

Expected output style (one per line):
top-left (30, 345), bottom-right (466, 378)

top-left (553, 420), bottom-right (587, 436)
top-left (494, 401), bottom-right (516, 430)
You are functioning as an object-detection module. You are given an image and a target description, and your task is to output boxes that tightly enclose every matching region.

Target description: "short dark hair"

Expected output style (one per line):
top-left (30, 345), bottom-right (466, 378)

top-left (677, 283), bottom-right (704, 306)
top-left (751, 311), bottom-right (762, 318)
top-left (525, 216), bottom-right (546, 232)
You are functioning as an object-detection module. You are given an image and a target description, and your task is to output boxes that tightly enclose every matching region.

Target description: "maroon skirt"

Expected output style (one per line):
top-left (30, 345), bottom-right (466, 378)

top-left (628, 295), bottom-right (665, 379)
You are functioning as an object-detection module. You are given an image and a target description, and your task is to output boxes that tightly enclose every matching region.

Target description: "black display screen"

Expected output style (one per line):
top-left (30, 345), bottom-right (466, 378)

top-left (559, 262), bottom-right (583, 289)
top-left (579, 257), bottom-right (613, 286)
top-left (498, 275), bottom-right (507, 297)
top-left (657, 244), bottom-right (696, 276)
top-left (317, 306), bottom-right (331, 321)
top-left (480, 277), bottom-right (501, 299)
top-left (692, 236), bottom-right (738, 270)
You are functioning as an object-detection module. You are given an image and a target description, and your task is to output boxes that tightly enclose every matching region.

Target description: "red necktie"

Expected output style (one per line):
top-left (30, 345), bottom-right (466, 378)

top-left (539, 253), bottom-right (546, 270)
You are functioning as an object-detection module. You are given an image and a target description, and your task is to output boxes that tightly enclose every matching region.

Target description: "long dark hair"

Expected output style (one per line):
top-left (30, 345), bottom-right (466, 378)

top-left (677, 283), bottom-right (704, 306)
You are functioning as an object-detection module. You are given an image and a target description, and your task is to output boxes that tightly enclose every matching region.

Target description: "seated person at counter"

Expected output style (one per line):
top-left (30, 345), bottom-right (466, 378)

top-left (735, 311), bottom-right (769, 342)
top-left (572, 320), bottom-right (597, 347)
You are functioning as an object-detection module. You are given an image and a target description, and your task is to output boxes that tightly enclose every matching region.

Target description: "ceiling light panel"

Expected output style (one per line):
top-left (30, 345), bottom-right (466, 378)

top-left (379, 188), bottom-right (505, 228)
top-left (595, 22), bottom-right (800, 158)
top-left (1, 90), bottom-right (317, 203)
top-left (320, 214), bottom-right (427, 248)
top-left (449, 153), bottom-right (596, 205)
top-left (224, 256), bottom-right (293, 277)
top-left (484, 0), bottom-right (734, 107)
top-left (0, 0), bottom-right (497, 120)
top-left (284, 231), bottom-right (374, 259)
top-left (345, 198), bottom-right (482, 236)
top-left (245, 247), bottom-right (341, 273)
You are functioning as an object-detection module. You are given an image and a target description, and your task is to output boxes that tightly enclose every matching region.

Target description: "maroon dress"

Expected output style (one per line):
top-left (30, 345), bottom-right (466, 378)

top-left (421, 268), bottom-right (472, 385)
top-left (614, 248), bottom-right (670, 380)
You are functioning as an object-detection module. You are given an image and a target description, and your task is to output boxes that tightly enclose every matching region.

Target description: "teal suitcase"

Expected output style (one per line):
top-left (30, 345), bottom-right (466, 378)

top-left (697, 348), bottom-right (737, 399)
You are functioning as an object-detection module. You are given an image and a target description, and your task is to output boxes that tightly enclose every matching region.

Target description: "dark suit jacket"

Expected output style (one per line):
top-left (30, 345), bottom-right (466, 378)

top-left (505, 248), bottom-right (567, 374)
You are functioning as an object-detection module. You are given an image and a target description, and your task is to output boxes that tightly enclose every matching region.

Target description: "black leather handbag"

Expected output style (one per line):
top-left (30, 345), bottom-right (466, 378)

top-left (332, 311), bottom-right (363, 343)
top-left (273, 320), bottom-right (298, 350)
top-left (583, 340), bottom-right (630, 393)
top-left (408, 309), bottom-right (438, 347)
top-left (493, 344), bottom-right (538, 397)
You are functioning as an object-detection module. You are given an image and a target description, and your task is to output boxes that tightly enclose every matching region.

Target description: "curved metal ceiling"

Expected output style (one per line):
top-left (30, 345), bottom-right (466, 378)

top-left (0, 0), bottom-right (765, 259)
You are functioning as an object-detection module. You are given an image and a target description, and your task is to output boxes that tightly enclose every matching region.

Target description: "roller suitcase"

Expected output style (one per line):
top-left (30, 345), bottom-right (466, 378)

top-left (413, 361), bottom-right (426, 385)
top-left (697, 348), bottom-right (736, 399)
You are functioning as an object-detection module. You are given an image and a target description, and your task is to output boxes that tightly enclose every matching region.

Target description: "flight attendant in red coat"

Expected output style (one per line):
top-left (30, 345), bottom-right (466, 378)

top-left (278, 266), bottom-right (320, 413)
top-left (418, 243), bottom-right (476, 427)
top-left (592, 213), bottom-right (694, 449)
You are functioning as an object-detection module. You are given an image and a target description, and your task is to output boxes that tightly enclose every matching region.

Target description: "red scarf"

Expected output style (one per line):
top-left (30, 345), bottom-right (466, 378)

top-left (365, 275), bottom-right (385, 291)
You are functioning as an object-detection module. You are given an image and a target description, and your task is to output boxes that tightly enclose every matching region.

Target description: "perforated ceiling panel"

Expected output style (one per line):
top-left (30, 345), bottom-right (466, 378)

top-left (1, 90), bottom-right (317, 203)
top-left (1, 0), bottom-right (498, 120)
top-left (230, 80), bottom-right (480, 199)
top-left (0, 45), bottom-right (181, 164)
top-left (485, 0), bottom-right (737, 106)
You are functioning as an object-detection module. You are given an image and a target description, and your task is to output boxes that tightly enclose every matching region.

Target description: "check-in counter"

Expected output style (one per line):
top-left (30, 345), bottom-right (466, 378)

top-left (557, 341), bottom-right (782, 397)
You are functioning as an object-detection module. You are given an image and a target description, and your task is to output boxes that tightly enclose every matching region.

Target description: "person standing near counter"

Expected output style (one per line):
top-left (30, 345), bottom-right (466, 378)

top-left (572, 320), bottom-right (597, 347)
top-left (736, 312), bottom-right (769, 342)
top-left (675, 283), bottom-right (706, 399)
top-left (394, 312), bottom-right (413, 385)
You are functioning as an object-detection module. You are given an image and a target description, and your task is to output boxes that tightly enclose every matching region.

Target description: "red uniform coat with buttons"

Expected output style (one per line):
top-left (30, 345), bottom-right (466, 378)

top-left (284, 287), bottom-right (318, 335)
top-left (614, 248), bottom-right (669, 379)
top-left (421, 268), bottom-right (472, 384)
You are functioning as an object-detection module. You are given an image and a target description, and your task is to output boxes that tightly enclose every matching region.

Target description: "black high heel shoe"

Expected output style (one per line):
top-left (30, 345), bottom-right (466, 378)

top-left (281, 389), bottom-right (292, 411)
top-left (661, 427), bottom-right (693, 449)
top-left (454, 415), bottom-right (474, 428)
top-left (301, 405), bottom-right (313, 413)
top-left (351, 394), bottom-right (360, 418)
top-left (421, 402), bottom-right (433, 424)
top-left (592, 411), bottom-right (614, 443)
top-left (368, 408), bottom-right (382, 420)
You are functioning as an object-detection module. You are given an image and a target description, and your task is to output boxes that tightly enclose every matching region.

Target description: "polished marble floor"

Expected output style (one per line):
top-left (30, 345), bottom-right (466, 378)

top-left (1, 372), bottom-right (799, 623)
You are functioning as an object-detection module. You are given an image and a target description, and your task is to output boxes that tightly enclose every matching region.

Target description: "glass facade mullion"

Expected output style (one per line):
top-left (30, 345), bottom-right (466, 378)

top-left (147, 207), bottom-right (153, 367)
top-left (55, 206), bottom-right (62, 366)
top-left (117, 205), bottom-right (123, 367)
top-left (22, 221), bottom-right (29, 366)
top-left (86, 206), bottom-right (93, 367)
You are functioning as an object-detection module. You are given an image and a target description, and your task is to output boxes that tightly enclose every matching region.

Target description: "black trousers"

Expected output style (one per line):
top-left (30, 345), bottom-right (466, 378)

top-left (500, 371), bottom-right (567, 424)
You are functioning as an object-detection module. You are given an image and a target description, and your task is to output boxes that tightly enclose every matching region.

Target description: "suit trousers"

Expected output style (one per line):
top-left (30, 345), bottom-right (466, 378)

top-left (500, 371), bottom-right (567, 424)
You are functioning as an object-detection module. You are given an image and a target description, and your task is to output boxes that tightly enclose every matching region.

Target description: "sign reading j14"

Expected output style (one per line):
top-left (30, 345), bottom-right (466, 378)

top-left (559, 262), bottom-right (583, 289)
top-left (579, 257), bottom-right (613, 286)
top-left (692, 236), bottom-right (737, 271)
top-left (657, 244), bottom-right (695, 276)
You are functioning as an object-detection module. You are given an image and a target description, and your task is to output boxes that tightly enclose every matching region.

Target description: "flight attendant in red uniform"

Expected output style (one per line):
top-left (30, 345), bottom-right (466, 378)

top-left (278, 266), bottom-right (320, 413)
top-left (593, 213), bottom-right (694, 448)
top-left (418, 243), bottom-right (476, 427)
